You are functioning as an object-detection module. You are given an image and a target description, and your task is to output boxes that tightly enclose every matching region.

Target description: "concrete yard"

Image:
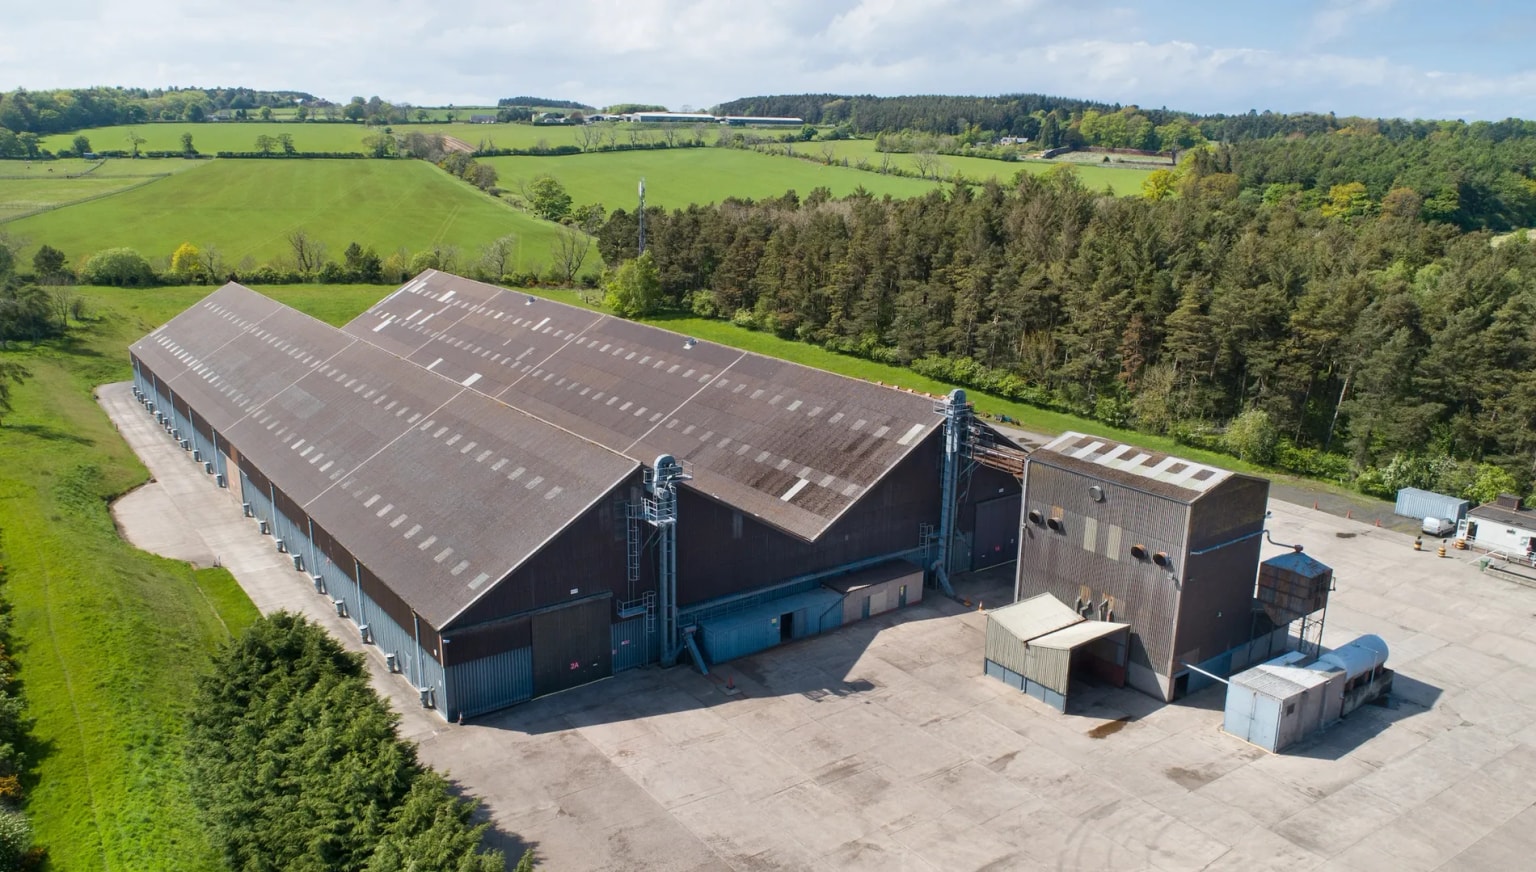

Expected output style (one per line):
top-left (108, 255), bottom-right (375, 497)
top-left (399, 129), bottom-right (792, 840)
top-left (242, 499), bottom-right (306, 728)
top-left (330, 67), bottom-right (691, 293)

top-left (102, 381), bottom-right (1536, 871)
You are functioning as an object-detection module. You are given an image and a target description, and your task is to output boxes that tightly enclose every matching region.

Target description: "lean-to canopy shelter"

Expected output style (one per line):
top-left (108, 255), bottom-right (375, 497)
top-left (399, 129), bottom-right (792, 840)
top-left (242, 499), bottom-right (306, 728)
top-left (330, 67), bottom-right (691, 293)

top-left (984, 593), bottom-right (1131, 712)
top-left (346, 271), bottom-right (943, 542)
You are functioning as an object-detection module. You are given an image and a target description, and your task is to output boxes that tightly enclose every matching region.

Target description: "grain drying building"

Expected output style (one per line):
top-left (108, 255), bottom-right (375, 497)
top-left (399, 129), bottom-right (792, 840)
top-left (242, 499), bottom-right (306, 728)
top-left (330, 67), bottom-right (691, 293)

top-left (129, 272), bottom-right (1019, 720)
top-left (1015, 433), bottom-right (1272, 701)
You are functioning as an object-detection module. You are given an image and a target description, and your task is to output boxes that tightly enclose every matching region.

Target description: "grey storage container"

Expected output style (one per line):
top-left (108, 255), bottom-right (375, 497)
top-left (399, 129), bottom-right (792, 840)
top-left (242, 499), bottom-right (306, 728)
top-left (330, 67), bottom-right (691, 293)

top-left (1394, 488), bottom-right (1470, 523)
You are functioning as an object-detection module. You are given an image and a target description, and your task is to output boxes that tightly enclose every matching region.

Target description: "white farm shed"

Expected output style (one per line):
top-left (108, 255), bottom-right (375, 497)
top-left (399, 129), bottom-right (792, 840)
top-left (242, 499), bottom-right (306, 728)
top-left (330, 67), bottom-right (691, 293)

top-left (1458, 495), bottom-right (1536, 556)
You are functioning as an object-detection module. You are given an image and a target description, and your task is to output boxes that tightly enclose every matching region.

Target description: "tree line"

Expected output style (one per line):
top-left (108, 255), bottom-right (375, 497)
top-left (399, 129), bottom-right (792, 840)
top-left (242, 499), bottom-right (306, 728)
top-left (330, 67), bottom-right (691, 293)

top-left (186, 612), bottom-right (517, 871)
top-left (592, 165), bottom-right (1536, 503)
top-left (0, 87), bottom-right (315, 134)
top-left (1223, 129), bottom-right (1536, 231)
top-left (496, 97), bottom-right (593, 111)
top-left (0, 563), bottom-right (40, 869)
top-left (714, 91), bottom-right (1536, 146)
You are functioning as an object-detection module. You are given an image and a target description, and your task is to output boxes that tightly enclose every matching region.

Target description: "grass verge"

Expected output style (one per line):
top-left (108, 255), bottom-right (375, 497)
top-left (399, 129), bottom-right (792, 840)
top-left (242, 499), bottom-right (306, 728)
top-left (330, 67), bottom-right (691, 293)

top-left (2, 290), bottom-right (260, 870)
top-left (4, 160), bottom-right (574, 274)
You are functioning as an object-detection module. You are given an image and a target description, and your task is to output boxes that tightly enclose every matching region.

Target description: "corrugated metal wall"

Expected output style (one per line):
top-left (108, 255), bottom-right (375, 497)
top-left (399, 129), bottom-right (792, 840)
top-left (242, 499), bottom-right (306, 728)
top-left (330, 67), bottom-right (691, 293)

top-left (612, 617), bottom-right (656, 672)
top-left (700, 614), bottom-right (782, 664)
top-left (449, 484), bottom-right (642, 628)
top-left (984, 617), bottom-right (1072, 695)
top-left (446, 647), bottom-right (533, 718)
top-left (839, 574), bottom-right (921, 625)
top-left (1018, 461), bottom-right (1188, 675)
top-left (679, 579), bottom-right (820, 628)
top-left (266, 494), bottom-right (450, 712)
top-left (1176, 476), bottom-right (1270, 670)
top-left (241, 468), bottom-right (274, 527)
top-left (698, 588), bottom-right (844, 664)
top-left (983, 660), bottom-right (1067, 712)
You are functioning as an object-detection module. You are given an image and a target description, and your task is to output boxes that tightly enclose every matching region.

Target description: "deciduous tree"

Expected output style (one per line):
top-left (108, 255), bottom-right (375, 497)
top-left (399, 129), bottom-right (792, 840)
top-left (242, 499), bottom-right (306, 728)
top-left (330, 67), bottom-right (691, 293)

top-left (475, 235), bottom-right (517, 282)
top-left (550, 226), bottom-right (590, 284)
top-left (31, 244), bottom-right (65, 279)
top-left (603, 251), bottom-right (662, 317)
top-left (286, 230), bottom-right (326, 275)
top-left (527, 175), bottom-right (572, 221)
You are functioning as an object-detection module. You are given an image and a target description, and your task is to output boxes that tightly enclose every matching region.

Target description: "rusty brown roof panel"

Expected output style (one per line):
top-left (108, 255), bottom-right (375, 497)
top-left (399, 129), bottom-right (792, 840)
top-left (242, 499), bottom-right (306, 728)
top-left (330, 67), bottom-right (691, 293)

top-left (345, 271), bottom-right (943, 541)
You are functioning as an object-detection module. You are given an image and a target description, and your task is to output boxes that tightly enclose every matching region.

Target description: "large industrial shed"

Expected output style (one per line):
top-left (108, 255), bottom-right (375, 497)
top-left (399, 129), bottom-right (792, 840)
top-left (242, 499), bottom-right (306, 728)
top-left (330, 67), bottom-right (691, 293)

top-left (129, 272), bottom-right (1019, 720)
top-left (1015, 432), bottom-right (1271, 701)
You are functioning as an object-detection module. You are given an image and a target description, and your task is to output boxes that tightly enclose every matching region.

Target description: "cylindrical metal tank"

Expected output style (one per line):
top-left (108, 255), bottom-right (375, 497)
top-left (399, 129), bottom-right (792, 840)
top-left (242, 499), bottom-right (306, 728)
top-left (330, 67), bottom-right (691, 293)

top-left (1311, 634), bottom-right (1388, 679)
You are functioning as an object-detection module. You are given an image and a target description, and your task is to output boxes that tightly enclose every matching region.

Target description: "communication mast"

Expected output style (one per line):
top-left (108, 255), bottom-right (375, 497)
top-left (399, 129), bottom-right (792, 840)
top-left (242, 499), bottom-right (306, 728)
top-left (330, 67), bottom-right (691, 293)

top-left (638, 177), bottom-right (646, 255)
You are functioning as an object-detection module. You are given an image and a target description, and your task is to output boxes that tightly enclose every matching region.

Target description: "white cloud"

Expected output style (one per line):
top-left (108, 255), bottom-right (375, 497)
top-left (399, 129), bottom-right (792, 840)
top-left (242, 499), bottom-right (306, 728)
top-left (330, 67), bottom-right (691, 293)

top-left (1307, 0), bottom-right (1396, 47)
top-left (0, 0), bottom-right (1530, 120)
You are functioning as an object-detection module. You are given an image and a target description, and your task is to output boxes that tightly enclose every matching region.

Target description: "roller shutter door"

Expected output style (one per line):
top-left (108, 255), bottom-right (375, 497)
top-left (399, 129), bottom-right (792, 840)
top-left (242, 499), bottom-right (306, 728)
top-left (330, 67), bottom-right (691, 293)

top-left (531, 596), bottom-right (612, 697)
top-left (973, 495), bottom-right (1021, 569)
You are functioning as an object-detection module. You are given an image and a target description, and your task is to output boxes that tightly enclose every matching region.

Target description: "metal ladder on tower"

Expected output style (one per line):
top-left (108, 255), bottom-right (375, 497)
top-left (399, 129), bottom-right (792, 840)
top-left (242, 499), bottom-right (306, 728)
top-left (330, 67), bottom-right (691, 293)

top-left (625, 501), bottom-right (642, 591)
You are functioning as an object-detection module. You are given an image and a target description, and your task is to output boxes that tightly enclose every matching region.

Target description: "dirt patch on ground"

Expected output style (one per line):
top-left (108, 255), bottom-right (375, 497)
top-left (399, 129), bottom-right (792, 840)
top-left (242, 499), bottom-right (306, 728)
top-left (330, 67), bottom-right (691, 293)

top-left (441, 136), bottom-right (474, 154)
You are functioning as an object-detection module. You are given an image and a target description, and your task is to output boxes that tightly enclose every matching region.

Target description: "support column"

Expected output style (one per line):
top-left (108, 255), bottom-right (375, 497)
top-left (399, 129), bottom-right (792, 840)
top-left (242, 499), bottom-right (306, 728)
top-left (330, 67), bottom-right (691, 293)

top-left (934, 388), bottom-right (970, 597)
top-left (647, 454), bottom-right (689, 666)
top-left (353, 559), bottom-right (368, 632)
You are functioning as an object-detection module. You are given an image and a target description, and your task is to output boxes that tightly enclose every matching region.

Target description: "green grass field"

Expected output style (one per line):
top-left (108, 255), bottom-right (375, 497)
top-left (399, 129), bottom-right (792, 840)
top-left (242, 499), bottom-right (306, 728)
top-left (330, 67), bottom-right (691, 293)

top-left (1, 286), bottom-right (266, 869)
top-left (4, 159), bottom-right (581, 274)
top-left (39, 121), bottom-right (582, 156)
top-left (0, 159), bottom-right (207, 223)
top-left (41, 122), bottom-right (378, 155)
top-left (796, 138), bottom-right (1153, 195)
top-left (487, 147), bottom-right (940, 209)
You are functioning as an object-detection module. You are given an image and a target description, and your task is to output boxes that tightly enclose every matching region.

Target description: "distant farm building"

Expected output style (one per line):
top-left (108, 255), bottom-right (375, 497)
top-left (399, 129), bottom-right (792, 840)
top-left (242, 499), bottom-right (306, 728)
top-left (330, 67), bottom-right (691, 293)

top-left (469, 114), bottom-right (497, 124)
top-left (719, 116), bottom-right (804, 127)
top-left (129, 272), bottom-right (1021, 720)
top-left (621, 112), bottom-right (718, 124)
top-left (613, 112), bottom-right (804, 126)
top-left (1014, 433), bottom-right (1284, 702)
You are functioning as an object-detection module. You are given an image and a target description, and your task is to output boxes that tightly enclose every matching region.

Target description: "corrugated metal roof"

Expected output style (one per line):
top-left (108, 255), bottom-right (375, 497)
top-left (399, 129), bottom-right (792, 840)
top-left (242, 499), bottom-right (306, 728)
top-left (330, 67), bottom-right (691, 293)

top-left (986, 593), bottom-right (1084, 643)
top-left (1230, 663), bottom-right (1335, 699)
top-left (1468, 502), bottom-right (1536, 529)
top-left (129, 284), bottom-right (336, 433)
top-left (1029, 619), bottom-right (1129, 650)
top-left (344, 271), bottom-right (943, 541)
top-left (1034, 431), bottom-right (1231, 501)
top-left (134, 283), bottom-right (637, 628)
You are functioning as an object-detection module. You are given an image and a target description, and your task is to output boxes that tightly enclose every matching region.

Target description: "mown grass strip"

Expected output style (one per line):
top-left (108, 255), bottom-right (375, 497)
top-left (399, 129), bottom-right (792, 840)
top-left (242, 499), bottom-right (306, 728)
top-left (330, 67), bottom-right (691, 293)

top-left (2, 298), bottom-right (258, 870)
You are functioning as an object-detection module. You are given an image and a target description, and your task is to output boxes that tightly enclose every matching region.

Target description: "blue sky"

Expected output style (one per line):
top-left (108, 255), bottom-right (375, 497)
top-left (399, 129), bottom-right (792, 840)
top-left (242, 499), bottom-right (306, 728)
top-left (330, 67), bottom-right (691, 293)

top-left (1, 0), bottom-right (1533, 121)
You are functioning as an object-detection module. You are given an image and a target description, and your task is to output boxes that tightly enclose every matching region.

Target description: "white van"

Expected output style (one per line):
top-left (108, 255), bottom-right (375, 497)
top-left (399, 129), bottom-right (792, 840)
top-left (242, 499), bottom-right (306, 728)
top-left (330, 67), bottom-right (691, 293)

top-left (1422, 516), bottom-right (1456, 536)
